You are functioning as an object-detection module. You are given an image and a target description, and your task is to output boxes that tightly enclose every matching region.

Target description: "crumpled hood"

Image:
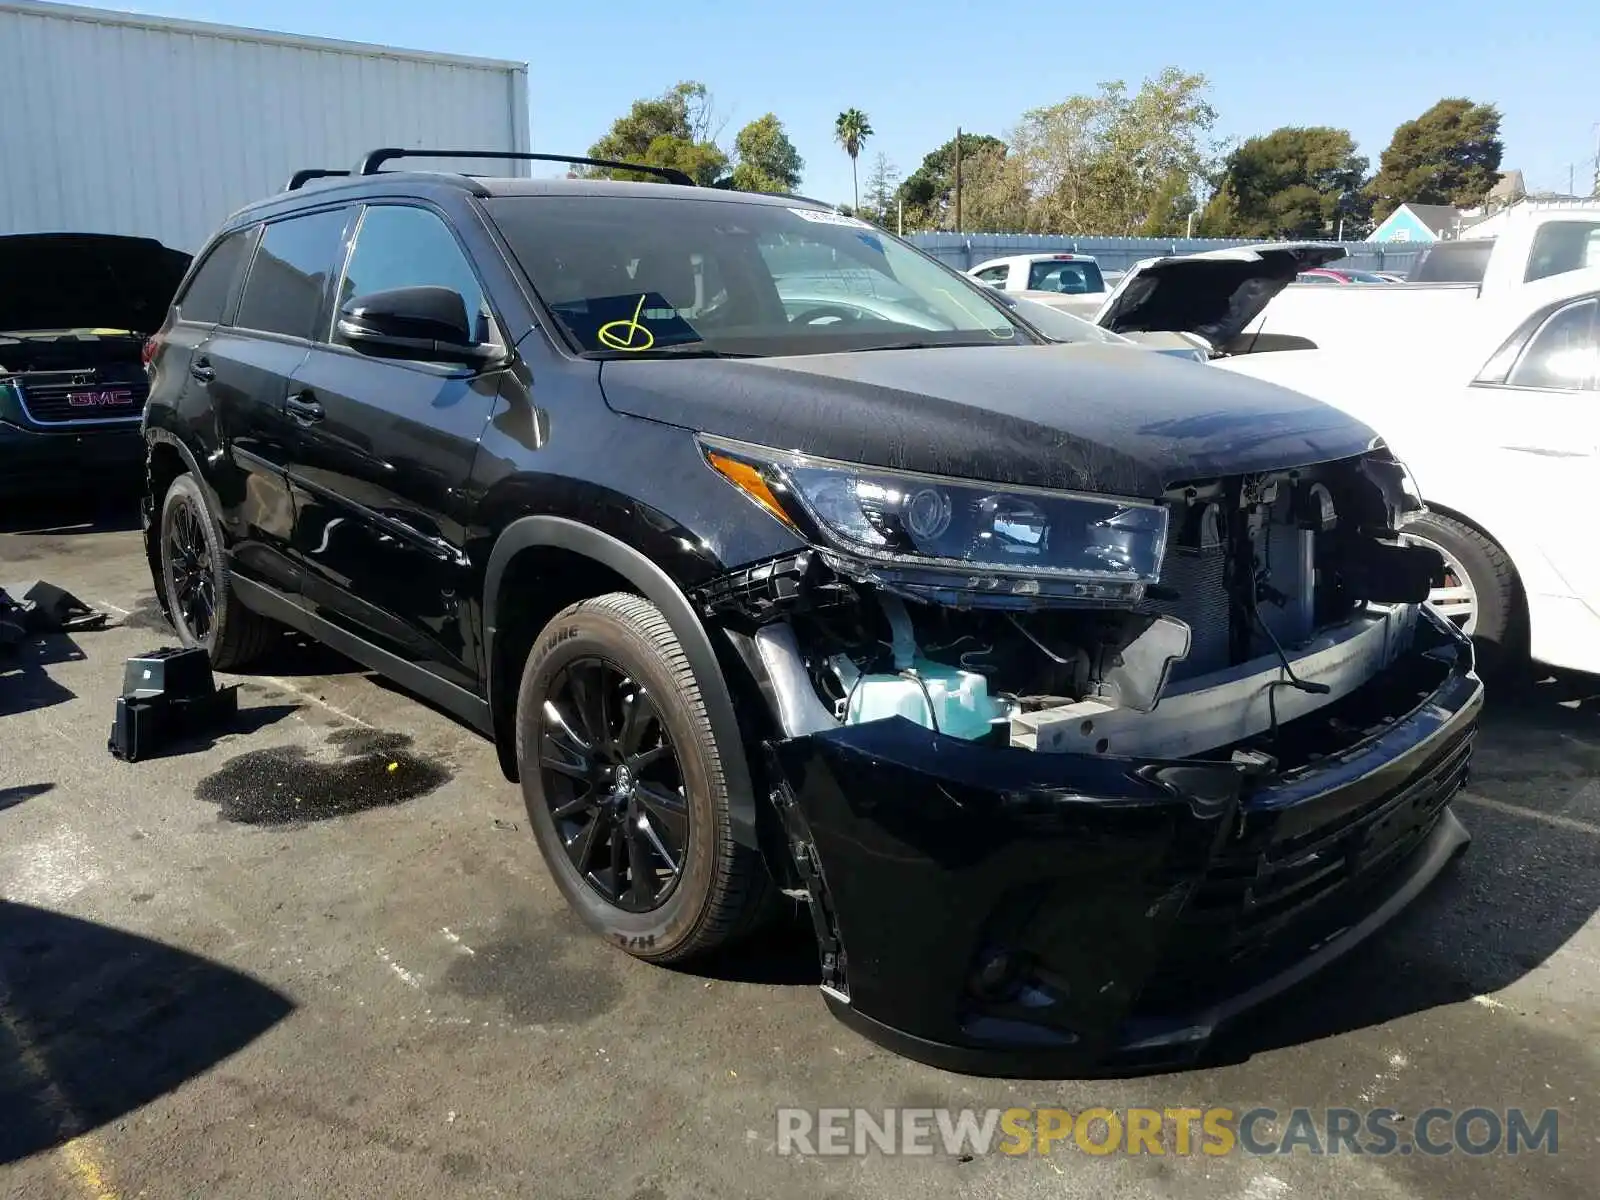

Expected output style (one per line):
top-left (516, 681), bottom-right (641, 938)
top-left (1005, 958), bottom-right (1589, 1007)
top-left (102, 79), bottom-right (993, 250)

top-left (0, 233), bottom-right (191, 335)
top-left (599, 342), bottom-right (1379, 498)
top-left (1095, 242), bottom-right (1348, 346)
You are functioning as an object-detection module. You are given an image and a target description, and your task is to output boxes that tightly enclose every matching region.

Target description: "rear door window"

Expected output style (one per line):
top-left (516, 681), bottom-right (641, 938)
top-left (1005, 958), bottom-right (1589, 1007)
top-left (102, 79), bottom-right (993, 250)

top-left (177, 229), bottom-right (253, 324)
top-left (233, 209), bottom-right (350, 340)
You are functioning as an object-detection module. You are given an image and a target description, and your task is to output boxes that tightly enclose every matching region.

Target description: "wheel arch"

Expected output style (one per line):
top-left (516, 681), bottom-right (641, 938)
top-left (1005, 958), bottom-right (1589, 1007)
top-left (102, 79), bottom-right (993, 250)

top-left (143, 429), bottom-right (212, 624)
top-left (483, 515), bottom-right (761, 851)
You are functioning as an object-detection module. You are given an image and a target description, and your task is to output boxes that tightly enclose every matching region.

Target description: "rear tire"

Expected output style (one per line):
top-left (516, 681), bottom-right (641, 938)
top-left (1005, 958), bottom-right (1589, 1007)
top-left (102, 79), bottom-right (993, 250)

top-left (515, 592), bottom-right (771, 964)
top-left (1401, 510), bottom-right (1527, 680)
top-left (157, 474), bottom-right (277, 671)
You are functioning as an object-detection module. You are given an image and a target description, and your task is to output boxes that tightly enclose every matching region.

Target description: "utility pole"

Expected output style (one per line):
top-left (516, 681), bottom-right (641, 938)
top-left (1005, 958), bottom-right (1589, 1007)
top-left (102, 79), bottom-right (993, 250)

top-left (953, 127), bottom-right (963, 234)
top-left (897, 199), bottom-right (903, 236)
top-left (1337, 217), bottom-right (1345, 241)
top-left (1185, 210), bottom-right (1195, 239)
top-left (1593, 123), bottom-right (1600, 196)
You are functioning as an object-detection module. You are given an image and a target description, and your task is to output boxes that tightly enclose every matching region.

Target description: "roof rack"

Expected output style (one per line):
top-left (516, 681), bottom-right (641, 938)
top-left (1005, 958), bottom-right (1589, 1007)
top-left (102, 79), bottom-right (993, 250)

top-left (283, 168), bottom-right (351, 192)
top-left (352, 148), bottom-right (695, 187)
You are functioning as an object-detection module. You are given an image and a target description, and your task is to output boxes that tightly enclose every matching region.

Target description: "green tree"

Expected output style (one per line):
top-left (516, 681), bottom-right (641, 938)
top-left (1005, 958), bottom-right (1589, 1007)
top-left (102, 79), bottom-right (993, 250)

top-left (896, 133), bottom-right (1008, 230)
top-left (587, 81), bottom-right (727, 185)
top-left (860, 152), bottom-right (900, 227)
top-left (1210, 126), bottom-right (1370, 237)
top-left (834, 109), bottom-right (874, 210)
top-left (729, 113), bottom-right (803, 193)
top-left (1365, 98), bottom-right (1503, 221)
top-left (1012, 68), bottom-right (1219, 235)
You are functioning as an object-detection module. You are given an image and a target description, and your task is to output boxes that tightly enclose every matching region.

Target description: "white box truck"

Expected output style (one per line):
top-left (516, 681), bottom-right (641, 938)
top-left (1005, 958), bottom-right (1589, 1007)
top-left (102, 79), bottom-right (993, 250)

top-left (0, 0), bottom-right (531, 252)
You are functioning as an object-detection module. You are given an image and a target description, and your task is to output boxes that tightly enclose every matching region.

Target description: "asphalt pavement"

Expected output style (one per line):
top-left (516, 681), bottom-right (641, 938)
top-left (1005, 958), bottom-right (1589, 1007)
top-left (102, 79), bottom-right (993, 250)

top-left (1, 496), bottom-right (1596, 1199)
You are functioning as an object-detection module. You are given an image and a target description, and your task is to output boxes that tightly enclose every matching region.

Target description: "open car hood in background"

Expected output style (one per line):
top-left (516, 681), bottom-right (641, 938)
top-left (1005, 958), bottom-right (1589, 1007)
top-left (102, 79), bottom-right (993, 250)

top-left (1093, 242), bottom-right (1349, 346)
top-left (0, 233), bottom-right (192, 335)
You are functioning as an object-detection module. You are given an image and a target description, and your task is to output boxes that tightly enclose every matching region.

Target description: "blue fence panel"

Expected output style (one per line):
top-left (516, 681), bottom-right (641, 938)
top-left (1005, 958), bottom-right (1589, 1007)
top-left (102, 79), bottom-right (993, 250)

top-left (905, 233), bottom-right (1423, 277)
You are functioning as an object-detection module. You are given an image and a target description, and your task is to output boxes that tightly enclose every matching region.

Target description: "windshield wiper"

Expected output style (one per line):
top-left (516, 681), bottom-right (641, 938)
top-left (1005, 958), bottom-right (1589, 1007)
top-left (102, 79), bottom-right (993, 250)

top-left (851, 339), bottom-right (1014, 353)
top-left (584, 344), bottom-right (759, 360)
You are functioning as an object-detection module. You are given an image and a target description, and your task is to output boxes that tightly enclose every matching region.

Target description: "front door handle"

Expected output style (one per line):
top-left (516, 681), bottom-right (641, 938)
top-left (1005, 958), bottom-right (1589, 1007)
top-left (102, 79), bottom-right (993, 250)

top-left (285, 392), bottom-right (325, 423)
top-left (189, 359), bottom-right (216, 383)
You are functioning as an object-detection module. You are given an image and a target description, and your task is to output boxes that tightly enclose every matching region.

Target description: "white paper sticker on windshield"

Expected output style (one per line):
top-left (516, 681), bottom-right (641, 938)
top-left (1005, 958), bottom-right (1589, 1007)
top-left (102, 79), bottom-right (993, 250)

top-left (789, 208), bottom-right (872, 228)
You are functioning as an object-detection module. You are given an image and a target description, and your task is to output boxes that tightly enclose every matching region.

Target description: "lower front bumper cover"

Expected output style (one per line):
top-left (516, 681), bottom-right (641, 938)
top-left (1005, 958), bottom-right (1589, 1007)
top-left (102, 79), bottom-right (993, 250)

top-left (767, 610), bottom-right (1482, 1077)
top-left (0, 419), bottom-right (143, 497)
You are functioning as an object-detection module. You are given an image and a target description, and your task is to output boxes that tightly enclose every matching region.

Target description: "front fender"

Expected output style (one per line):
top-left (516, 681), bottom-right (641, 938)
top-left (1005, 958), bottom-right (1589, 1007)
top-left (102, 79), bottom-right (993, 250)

top-left (483, 515), bottom-right (762, 850)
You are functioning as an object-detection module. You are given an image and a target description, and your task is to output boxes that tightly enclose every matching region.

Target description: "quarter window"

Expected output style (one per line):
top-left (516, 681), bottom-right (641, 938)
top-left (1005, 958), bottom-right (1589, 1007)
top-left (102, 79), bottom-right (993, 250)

top-left (974, 266), bottom-right (1010, 286)
top-left (334, 205), bottom-right (493, 347)
top-left (1508, 298), bottom-right (1599, 391)
top-left (233, 209), bottom-right (349, 340)
top-left (177, 229), bottom-right (252, 324)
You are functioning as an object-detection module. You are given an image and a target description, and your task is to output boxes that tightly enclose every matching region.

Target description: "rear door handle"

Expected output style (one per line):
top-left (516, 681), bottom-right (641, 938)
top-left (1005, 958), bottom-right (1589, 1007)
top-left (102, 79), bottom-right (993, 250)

top-left (189, 359), bottom-right (216, 383)
top-left (285, 392), bottom-right (325, 423)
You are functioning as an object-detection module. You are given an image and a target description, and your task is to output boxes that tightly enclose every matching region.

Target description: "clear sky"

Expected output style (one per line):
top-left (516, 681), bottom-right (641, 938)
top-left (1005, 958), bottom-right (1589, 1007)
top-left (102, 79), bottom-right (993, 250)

top-left (120, 0), bottom-right (1597, 204)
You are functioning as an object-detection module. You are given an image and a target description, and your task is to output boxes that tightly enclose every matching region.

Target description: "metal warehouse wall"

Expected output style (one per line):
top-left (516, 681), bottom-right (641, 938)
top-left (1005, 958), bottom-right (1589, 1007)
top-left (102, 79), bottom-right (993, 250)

top-left (907, 234), bottom-right (1426, 276)
top-left (0, 1), bottom-right (531, 252)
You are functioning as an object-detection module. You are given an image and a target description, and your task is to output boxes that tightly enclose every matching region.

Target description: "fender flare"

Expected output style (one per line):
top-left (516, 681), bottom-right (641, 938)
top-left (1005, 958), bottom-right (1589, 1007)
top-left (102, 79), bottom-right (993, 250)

top-left (142, 428), bottom-right (215, 618)
top-left (483, 515), bottom-right (760, 850)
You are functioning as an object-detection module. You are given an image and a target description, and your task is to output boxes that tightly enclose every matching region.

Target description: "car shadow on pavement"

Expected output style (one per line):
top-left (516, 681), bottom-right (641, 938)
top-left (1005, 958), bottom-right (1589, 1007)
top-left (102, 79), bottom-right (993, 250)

top-left (0, 494), bottom-right (142, 536)
top-left (0, 783), bottom-right (55, 813)
top-left (686, 907), bottom-right (822, 986)
top-left (1204, 671), bottom-right (1600, 1067)
top-left (0, 901), bottom-right (293, 1166)
top-left (0, 632), bottom-right (85, 717)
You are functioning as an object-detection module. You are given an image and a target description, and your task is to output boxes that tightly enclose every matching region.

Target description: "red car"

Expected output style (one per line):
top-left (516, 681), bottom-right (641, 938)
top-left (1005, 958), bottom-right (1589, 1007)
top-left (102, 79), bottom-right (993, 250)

top-left (1295, 267), bottom-right (1395, 285)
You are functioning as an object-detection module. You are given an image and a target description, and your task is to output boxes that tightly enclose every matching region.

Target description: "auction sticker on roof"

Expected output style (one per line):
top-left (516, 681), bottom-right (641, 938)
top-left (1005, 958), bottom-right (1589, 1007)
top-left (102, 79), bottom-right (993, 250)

top-left (789, 208), bottom-right (872, 228)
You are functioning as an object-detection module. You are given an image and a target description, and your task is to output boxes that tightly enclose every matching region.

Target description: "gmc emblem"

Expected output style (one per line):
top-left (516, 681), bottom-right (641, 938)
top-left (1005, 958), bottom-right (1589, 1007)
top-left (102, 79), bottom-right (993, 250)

top-left (67, 389), bottom-right (136, 408)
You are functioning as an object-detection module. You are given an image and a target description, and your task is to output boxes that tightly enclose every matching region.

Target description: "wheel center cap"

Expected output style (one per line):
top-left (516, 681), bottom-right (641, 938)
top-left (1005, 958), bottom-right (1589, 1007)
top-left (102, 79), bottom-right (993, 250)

top-left (612, 765), bottom-right (634, 796)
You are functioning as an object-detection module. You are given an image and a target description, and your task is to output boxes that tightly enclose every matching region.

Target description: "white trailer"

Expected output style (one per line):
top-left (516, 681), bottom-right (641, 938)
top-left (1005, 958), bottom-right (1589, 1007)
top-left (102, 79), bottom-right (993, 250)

top-left (0, 0), bottom-right (531, 252)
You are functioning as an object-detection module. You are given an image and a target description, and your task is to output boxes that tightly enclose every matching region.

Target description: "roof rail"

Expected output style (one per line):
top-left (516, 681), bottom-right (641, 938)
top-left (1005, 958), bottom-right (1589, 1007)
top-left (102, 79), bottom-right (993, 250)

top-left (284, 169), bottom-right (351, 192)
top-left (706, 178), bottom-right (836, 209)
top-left (353, 148), bottom-right (695, 187)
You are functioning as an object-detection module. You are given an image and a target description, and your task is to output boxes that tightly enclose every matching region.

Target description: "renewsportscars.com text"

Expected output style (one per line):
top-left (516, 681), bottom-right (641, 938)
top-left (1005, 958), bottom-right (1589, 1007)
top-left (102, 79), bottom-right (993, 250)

top-left (775, 1106), bottom-right (1561, 1157)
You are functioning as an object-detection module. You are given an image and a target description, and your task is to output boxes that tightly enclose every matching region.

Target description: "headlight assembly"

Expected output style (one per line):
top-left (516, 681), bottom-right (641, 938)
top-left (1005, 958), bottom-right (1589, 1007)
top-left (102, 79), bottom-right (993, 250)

top-left (699, 435), bottom-right (1169, 602)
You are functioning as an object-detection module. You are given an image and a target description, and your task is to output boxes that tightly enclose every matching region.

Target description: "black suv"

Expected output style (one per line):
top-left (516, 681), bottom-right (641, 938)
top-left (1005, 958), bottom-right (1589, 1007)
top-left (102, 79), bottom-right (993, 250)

top-left (2, 233), bottom-right (189, 499)
top-left (143, 149), bottom-right (1482, 1075)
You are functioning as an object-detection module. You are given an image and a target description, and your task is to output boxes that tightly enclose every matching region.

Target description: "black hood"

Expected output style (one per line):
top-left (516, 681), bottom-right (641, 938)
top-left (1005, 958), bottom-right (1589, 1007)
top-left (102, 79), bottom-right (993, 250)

top-left (1095, 242), bottom-right (1347, 345)
top-left (598, 342), bottom-right (1379, 498)
top-left (0, 234), bottom-right (191, 335)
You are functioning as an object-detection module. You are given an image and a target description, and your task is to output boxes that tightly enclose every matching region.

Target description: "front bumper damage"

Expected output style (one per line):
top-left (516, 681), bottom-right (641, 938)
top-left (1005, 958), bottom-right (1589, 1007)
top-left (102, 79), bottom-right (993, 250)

top-left (764, 606), bottom-right (1481, 1076)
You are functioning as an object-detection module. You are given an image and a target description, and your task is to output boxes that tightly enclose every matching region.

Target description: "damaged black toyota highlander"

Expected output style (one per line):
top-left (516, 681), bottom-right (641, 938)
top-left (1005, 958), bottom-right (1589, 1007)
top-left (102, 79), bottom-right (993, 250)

top-left (144, 153), bottom-right (1480, 1078)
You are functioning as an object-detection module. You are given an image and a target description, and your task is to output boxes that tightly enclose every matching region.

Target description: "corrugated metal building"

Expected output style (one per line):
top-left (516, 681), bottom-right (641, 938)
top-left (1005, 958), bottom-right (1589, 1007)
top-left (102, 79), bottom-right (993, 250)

top-left (0, 1), bottom-right (531, 251)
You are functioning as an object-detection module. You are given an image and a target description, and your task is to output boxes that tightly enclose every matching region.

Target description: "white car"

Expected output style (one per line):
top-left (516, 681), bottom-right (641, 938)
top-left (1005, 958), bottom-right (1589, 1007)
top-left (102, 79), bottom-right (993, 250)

top-left (969, 253), bottom-right (1107, 304)
top-left (1213, 267), bottom-right (1600, 677)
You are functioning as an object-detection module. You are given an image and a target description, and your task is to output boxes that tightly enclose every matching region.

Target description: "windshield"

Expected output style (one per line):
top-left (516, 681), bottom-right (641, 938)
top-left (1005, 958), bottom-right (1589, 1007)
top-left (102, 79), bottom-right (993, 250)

top-left (1026, 258), bottom-right (1105, 294)
top-left (484, 195), bottom-right (1031, 357)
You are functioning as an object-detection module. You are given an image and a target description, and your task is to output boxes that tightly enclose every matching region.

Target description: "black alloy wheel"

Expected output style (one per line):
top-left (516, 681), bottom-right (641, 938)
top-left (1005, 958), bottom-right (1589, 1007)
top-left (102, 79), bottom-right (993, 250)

top-left (156, 472), bottom-right (278, 670)
top-left (165, 494), bottom-right (217, 643)
top-left (540, 656), bottom-right (690, 913)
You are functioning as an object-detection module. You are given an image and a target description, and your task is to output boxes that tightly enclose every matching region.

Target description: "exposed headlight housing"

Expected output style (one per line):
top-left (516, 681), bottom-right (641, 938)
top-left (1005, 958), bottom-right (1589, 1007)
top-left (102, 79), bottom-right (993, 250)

top-left (699, 435), bottom-right (1168, 605)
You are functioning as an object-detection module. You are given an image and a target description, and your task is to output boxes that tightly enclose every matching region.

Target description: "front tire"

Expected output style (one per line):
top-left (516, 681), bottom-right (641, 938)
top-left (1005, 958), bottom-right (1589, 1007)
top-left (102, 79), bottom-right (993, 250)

top-left (1400, 510), bottom-right (1527, 680)
top-left (515, 592), bottom-right (770, 964)
top-left (158, 474), bottom-right (276, 671)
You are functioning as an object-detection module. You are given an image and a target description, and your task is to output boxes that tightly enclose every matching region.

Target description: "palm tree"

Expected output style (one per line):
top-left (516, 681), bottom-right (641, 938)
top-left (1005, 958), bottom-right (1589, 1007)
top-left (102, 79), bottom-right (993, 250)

top-left (834, 109), bottom-right (874, 211)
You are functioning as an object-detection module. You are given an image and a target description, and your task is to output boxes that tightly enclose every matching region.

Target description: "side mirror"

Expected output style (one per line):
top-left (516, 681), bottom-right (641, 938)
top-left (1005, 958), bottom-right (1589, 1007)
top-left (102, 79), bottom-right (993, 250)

top-left (336, 286), bottom-right (500, 366)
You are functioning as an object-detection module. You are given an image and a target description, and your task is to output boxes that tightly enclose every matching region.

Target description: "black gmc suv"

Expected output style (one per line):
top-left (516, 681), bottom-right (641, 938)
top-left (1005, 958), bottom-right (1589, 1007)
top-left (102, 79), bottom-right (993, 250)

top-left (142, 149), bottom-right (1481, 1076)
top-left (2, 233), bottom-right (190, 500)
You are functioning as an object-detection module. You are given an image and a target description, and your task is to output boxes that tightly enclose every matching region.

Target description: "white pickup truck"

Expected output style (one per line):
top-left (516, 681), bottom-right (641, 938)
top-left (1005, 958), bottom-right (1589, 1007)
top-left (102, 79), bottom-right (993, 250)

top-left (1094, 203), bottom-right (1600, 357)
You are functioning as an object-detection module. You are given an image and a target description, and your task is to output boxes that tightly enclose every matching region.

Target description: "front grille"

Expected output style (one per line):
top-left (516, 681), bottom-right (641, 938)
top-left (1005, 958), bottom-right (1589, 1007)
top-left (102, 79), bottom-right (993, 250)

top-left (1132, 724), bottom-right (1475, 1014)
top-left (17, 374), bottom-right (147, 424)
